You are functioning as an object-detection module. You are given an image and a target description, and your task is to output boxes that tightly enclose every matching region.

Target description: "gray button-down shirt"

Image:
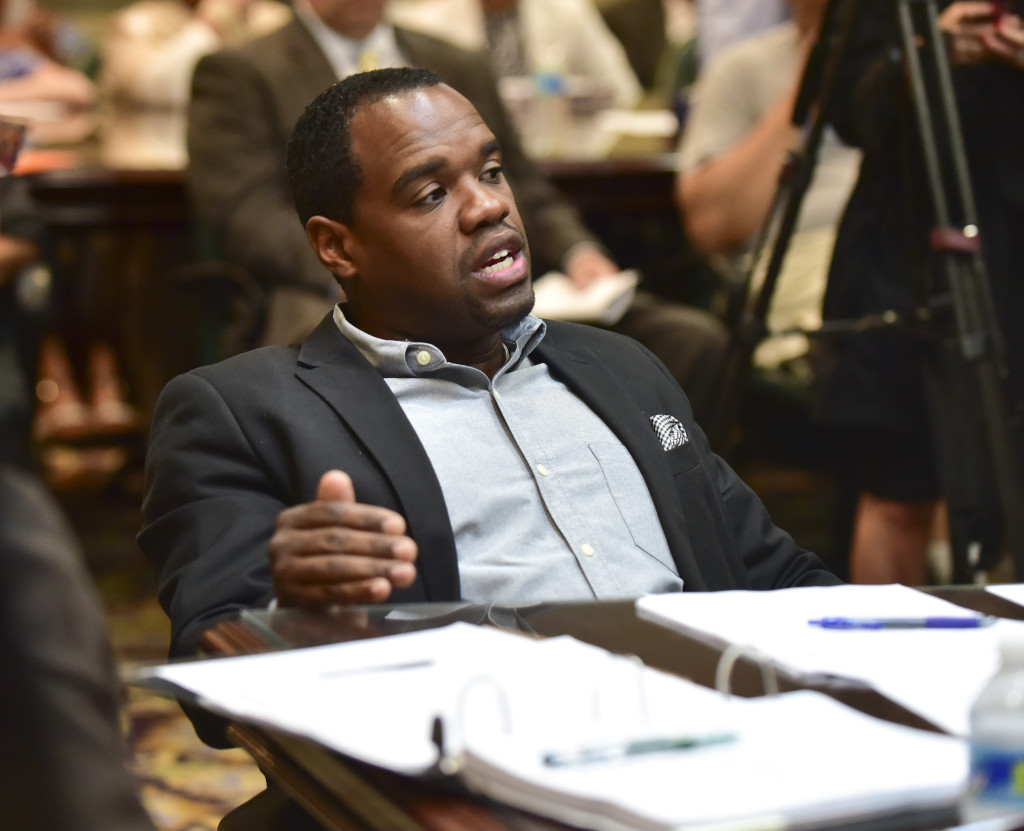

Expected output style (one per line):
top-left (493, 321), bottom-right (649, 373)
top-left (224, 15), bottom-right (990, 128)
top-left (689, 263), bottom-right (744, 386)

top-left (334, 308), bottom-right (683, 604)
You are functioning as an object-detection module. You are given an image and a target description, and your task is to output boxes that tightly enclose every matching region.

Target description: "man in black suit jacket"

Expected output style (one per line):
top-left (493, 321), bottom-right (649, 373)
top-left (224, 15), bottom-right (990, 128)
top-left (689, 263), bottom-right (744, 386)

top-left (144, 68), bottom-right (839, 684)
top-left (186, 0), bottom-right (730, 424)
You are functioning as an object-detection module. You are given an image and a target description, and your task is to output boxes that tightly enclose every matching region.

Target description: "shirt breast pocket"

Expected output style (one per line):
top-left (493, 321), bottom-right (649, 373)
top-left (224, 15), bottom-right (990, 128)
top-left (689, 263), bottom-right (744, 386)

top-left (589, 442), bottom-right (675, 569)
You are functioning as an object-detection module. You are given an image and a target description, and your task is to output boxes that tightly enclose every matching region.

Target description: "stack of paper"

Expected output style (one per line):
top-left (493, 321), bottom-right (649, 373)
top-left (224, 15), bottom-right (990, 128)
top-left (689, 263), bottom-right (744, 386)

top-left (133, 621), bottom-right (968, 831)
top-left (637, 583), bottom-right (1024, 737)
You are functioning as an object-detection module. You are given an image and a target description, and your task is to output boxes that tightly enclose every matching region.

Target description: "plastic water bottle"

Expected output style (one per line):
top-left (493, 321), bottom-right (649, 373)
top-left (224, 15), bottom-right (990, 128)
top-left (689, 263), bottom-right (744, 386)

top-left (530, 69), bottom-right (571, 159)
top-left (966, 634), bottom-right (1024, 819)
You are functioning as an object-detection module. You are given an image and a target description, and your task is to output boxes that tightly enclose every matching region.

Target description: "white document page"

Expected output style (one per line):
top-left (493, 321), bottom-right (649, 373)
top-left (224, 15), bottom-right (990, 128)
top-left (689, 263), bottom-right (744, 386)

top-left (637, 583), bottom-right (1024, 737)
top-left (462, 690), bottom-right (965, 831)
top-left (135, 623), bottom-right (553, 774)
top-left (986, 584), bottom-right (1024, 608)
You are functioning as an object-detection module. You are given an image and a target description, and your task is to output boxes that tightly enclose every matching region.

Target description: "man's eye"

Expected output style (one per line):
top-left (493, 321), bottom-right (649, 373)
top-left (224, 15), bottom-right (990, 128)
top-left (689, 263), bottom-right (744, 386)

top-left (416, 187), bottom-right (445, 206)
top-left (481, 164), bottom-right (504, 183)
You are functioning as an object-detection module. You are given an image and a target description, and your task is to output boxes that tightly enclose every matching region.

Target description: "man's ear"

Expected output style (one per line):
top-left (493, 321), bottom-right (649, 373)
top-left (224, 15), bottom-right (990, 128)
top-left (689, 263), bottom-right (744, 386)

top-left (306, 216), bottom-right (358, 279)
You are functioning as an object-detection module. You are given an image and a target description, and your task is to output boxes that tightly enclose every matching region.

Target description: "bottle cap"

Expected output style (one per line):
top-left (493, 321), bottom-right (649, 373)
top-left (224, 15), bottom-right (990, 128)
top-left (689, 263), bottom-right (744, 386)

top-left (998, 632), bottom-right (1024, 664)
top-left (534, 71), bottom-right (566, 96)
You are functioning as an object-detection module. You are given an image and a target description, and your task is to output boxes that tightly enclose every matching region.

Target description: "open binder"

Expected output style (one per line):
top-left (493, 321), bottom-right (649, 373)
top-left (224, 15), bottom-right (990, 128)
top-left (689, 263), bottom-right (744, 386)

top-left (133, 621), bottom-right (967, 831)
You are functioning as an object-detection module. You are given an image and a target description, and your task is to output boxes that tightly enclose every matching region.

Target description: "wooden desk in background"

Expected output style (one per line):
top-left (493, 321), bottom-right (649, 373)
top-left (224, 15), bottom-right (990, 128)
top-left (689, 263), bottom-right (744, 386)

top-left (195, 588), bottom-right (1024, 831)
top-left (21, 154), bottom-right (680, 249)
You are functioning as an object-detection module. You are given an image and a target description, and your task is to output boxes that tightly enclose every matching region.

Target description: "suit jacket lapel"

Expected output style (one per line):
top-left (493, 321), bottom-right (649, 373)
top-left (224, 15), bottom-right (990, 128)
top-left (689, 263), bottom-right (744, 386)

top-left (288, 318), bottom-right (727, 598)
top-left (294, 317), bottom-right (461, 601)
top-left (534, 332), bottom-right (711, 591)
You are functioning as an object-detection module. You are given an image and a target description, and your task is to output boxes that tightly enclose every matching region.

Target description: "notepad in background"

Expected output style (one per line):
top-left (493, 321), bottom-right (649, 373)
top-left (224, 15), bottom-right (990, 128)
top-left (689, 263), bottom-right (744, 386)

top-left (532, 269), bottom-right (638, 325)
top-left (637, 583), bottom-right (1024, 737)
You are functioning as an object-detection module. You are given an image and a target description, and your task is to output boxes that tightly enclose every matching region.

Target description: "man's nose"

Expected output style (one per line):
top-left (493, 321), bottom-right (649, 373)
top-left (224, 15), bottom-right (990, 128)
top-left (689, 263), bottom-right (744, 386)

top-left (459, 180), bottom-right (509, 232)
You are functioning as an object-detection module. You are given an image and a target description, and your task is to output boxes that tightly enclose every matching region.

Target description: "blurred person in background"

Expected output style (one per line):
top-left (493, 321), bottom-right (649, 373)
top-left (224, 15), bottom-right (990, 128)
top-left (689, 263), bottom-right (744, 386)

top-left (0, 0), bottom-right (96, 140)
top-left (694, 0), bottom-right (789, 71)
top-left (675, 0), bottom-right (860, 372)
top-left (592, 0), bottom-right (671, 91)
top-left (0, 153), bottom-right (47, 469)
top-left (387, 0), bottom-right (642, 110)
top-left (101, 0), bottom-right (290, 108)
top-left (0, 121), bottom-right (156, 831)
top-left (0, 464), bottom-right (158, 831)
top-left (0, 0), bottom-right (137, 449)
top-left (818, 0), bottom-right (1024, 584)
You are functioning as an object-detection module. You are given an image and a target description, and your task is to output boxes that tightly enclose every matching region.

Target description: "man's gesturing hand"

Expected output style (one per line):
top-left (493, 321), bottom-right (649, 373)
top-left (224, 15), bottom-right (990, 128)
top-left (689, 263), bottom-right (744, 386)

top-left (269, 470), bottom-right (418, 608)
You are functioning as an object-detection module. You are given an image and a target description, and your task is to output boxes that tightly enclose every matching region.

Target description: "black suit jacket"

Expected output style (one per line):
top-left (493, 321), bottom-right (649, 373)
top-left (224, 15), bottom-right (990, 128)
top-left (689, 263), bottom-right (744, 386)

top-left (187, 18), bottom-right (593, 299)
top-left (140, 316), bottom-right (839, 660)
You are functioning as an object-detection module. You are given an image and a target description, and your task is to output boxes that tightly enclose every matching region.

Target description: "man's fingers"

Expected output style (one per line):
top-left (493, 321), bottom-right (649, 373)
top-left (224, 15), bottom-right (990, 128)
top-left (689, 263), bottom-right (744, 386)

top-left (280, 576), bottom-right (397, 608)
top-left (275, 551), bottom-right (416, 585)
top-left (273, 471), bottom-right (417, 610)
top-left (270, 525), bottom-right (417, 562)
top-left (275, 553), bottom-right (418, 608)
top-left (277, 499), bottom-right (409, 536)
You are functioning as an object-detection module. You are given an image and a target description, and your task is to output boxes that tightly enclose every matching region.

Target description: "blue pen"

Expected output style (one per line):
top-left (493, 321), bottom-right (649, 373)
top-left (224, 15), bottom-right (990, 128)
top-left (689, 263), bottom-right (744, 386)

top-left (809, 615), bottom-right (996, 629)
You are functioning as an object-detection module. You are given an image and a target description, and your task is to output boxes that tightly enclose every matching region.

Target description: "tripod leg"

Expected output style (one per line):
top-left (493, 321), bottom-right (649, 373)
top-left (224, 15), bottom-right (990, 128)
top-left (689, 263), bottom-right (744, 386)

top-left (920, 346), bottom-right (1003, 582)
top-left (896, 0), bottom-right (1024, 579)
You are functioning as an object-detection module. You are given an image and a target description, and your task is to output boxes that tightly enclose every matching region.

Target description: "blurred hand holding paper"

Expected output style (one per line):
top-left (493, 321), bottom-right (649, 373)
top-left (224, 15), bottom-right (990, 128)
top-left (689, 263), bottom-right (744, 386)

top-left (532, 269), bottom-right (639, 325)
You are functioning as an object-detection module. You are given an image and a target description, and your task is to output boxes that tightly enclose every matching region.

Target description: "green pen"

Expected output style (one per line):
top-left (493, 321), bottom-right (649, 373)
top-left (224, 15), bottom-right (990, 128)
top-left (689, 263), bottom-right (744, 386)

top-left (543, 732), bottom-right (737, 766)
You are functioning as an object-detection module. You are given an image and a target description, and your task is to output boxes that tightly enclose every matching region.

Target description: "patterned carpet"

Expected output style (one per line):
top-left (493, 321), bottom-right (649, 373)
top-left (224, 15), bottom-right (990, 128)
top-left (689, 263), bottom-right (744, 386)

top-left (48, 459), bottom-right (266, 831)
top-left (108, 598), bottom-right (266, 831)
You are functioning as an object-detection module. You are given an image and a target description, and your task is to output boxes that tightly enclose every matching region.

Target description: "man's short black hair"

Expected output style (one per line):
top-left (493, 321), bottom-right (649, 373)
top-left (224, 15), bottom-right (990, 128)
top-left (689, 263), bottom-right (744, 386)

top-left (286, 67), bottom-right (445, 227)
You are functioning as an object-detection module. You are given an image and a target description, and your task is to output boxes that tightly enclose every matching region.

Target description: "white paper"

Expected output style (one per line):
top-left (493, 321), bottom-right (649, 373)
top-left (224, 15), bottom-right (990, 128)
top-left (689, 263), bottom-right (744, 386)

top-left (132, 620), bottom-right (969, 831)
top-left (637, 584), bottom-right (1024, 737)
top-left (594, 109), bottom-right (680, 138)
top-left (135, 623), bottom-right (539, 774)
top-left (463, 691), bottom-right (965, 831)
top-left (986, 584), bottom-right (1024, 609)
top-left (532, 269), bottom-right (638, 325)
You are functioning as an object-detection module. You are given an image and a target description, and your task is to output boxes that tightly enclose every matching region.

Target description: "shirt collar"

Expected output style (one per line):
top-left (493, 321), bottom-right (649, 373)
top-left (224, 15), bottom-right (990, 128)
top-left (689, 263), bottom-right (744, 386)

top-left (332, 305), bottom-right (547, 378)
top-left (293, 0), bottom-right (404, 79)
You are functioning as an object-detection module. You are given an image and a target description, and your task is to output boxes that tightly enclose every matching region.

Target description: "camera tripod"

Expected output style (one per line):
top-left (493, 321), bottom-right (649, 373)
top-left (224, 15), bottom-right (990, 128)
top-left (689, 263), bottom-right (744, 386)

top-left (707, 0), bottom-right (1024, 582)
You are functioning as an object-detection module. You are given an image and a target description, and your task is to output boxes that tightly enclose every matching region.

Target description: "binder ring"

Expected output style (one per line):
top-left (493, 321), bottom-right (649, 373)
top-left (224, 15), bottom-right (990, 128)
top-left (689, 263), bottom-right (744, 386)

top-left (435, 674), bottom-right (514, 774)
top-left (714, 643), bottom-right (780, 697)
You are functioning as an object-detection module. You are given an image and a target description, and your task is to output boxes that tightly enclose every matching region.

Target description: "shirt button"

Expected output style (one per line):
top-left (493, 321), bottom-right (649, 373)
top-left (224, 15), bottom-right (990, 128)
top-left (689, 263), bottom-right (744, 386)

top-left (581, 544), bottom-right (595, 557)
top-left (415, 350), bottom-right (431, 366)
top-left (536, 464), bottom-right (549, 477)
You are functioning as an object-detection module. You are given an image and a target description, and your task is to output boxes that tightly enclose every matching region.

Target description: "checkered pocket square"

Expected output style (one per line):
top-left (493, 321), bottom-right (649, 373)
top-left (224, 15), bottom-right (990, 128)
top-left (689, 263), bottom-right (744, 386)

top-left (650, 414), bottom-right (688, 451)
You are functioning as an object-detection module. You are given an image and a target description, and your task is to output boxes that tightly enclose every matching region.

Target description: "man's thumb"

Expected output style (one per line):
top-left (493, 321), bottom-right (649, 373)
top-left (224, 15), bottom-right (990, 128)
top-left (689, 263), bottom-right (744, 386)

top-left (317, 469), bottom-right (355, 502)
